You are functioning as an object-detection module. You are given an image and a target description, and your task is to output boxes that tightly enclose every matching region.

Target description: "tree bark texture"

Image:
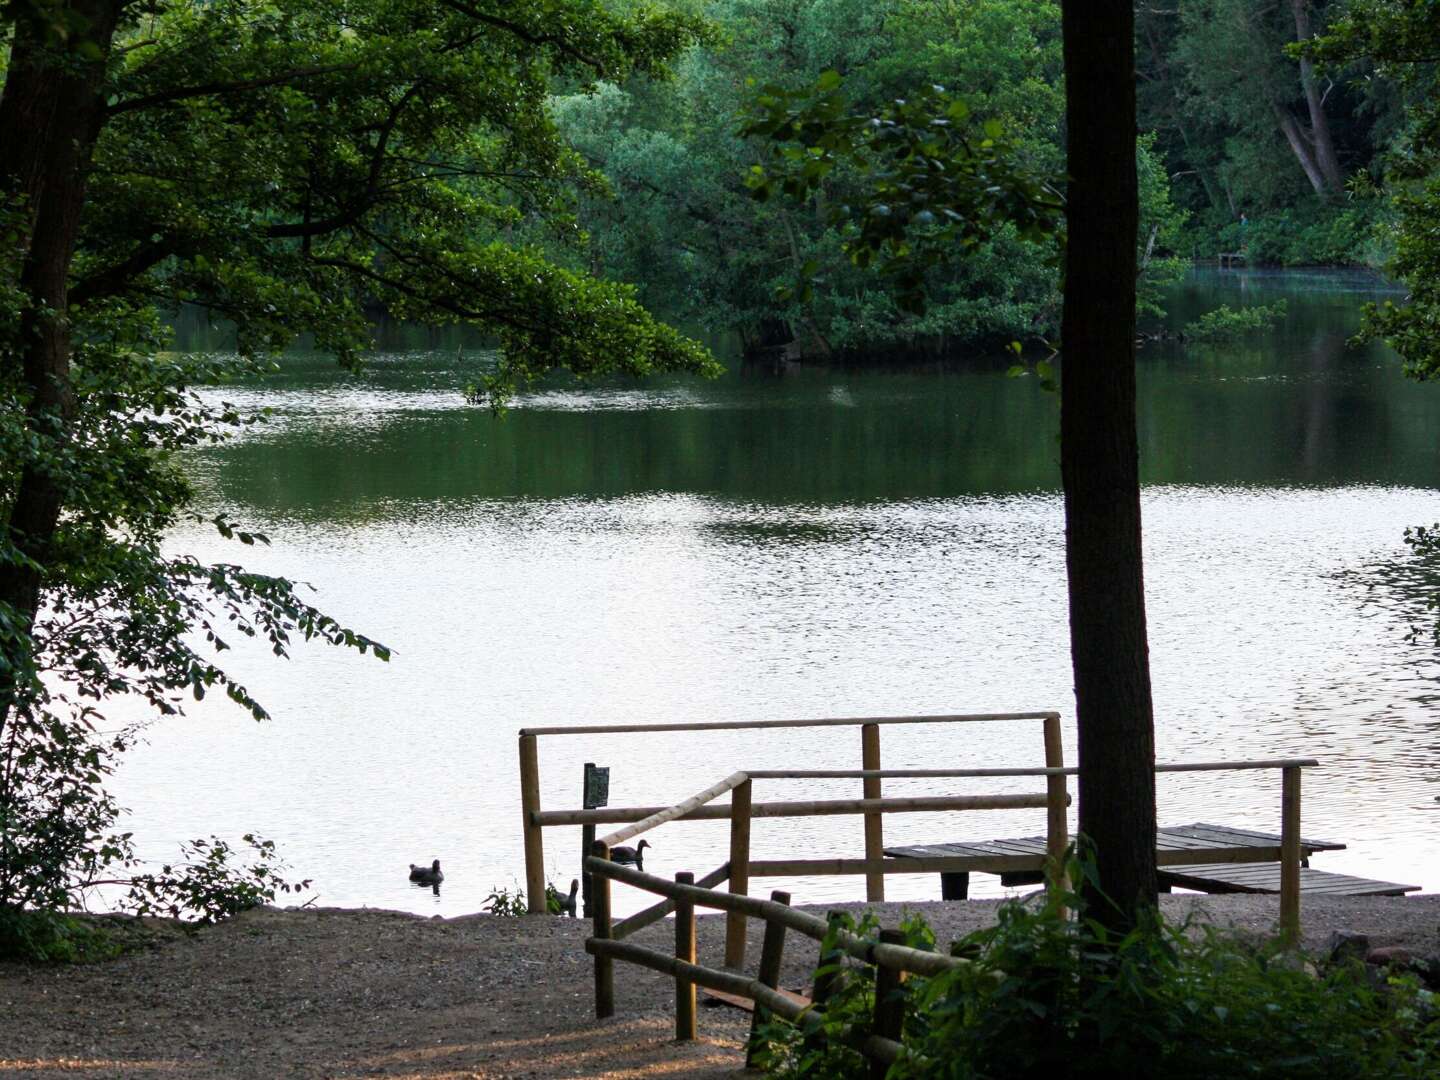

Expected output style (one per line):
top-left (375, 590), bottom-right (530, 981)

top-left (1273, 103), bottom-right (1333, 198)
top-left (1060, 1), bottom-right (1159, 930)
top-left (0, 1), bottom-right (124, 724)
top-left (1290, 0), bottom-right (1345, 194)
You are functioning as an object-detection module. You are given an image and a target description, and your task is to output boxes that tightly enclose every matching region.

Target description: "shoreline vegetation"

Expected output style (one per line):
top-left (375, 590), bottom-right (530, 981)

top-left (2, 895), bottom-right (1437, 1078)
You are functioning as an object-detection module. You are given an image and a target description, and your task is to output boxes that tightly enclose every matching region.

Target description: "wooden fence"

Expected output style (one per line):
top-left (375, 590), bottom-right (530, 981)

top-left (574, 755), bottom-right (1316, 1071)
top-left (585, 854), bottom-right (973, 1069)
top-left (517, 710), bottom-right (1068, 916)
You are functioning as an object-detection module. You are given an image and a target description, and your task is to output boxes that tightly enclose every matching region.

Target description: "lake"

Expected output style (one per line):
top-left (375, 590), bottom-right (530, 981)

top-left (111, 268), bottom-right (1440, 917)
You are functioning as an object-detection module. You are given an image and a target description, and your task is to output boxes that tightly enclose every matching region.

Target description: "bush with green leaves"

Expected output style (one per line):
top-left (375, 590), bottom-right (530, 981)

top-left (754, 878), bottom-right (1440, 1079)
top-left (1184, 301), bottom-right (1289, 342)
top-left (1192, 199), bottom-right (1390, 268)
top-left (482, 884), bottom-right (530, 917)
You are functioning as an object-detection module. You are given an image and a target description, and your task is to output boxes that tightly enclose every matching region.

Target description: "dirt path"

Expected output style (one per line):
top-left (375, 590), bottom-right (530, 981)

top-left (4, 894), bottom-right (1438, 1079)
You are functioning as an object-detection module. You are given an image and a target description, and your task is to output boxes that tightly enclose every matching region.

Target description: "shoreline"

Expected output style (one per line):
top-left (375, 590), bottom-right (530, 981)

top-left (3, 893), bottom-right (1438, 1078)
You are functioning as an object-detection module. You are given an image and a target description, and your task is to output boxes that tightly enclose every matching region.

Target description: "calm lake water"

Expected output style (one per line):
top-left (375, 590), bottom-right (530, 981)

top-left (110, 268), bottom-right (1440, 917)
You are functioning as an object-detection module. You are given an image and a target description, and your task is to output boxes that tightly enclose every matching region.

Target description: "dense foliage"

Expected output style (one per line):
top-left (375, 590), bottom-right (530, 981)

top-left (551, 0), bottom-right (1078, 358)
top-left (1301, 0), bottom-right (1440, 380)
top-left (755, 890), bottom-right (1440, 1079)
top-left (548, 0), bottom-right (1435, 357)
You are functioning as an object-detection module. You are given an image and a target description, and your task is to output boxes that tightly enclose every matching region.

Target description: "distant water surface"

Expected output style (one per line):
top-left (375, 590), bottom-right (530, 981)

top-left (109, 268), bottom-right (1440, 916)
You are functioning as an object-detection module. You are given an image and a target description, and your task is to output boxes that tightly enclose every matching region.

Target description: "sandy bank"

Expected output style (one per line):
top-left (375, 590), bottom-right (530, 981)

top-left (3, 894), bottom-right (1438, 1078)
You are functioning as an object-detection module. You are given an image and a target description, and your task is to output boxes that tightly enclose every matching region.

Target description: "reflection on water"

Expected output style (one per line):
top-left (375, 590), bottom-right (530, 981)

top-left (110, 270), bottom-right (1440, 916)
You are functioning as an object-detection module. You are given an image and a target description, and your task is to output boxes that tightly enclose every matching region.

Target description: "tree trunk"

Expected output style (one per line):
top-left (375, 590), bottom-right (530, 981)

top-left (1273, 103), bottom-right (1331, 198)
top-left (0, 1), bottom-right (123, 730)
top-left (1060, 0), bottom-right (1158, 931)
top-left (1290, 0), bottom-right (1345, 194)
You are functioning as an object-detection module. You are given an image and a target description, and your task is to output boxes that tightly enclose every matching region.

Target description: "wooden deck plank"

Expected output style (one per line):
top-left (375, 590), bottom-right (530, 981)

top-left (980, 838), bottom-right (1049, 856)
top-left (1159, 863), bottom-right (1418, 897)
top-left (702, 986), bottom-right (811, 1014)
top-left (888, 823), bottom-right (1344, 864)
top-left (1168, 823), bottom-right (1346, 851)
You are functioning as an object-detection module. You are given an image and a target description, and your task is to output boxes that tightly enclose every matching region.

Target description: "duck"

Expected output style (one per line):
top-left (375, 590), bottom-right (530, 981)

top-left (609, 839), bottom-right (651, 868)
top-left (408, 859), bottom-right (444, 885)
top-left (557, 878), bottom-right (579, 917)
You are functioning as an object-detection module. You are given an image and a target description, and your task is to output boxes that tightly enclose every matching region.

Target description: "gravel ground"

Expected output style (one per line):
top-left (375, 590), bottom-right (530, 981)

top-left (3, 894), bottom-right (1438, 1079)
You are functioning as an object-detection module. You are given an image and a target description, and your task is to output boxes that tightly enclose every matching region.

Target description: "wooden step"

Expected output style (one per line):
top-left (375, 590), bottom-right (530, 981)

top-left (1159, 862), bottom-right (1419, 897)
top-left (702, 986), bottom-right (811, 1014)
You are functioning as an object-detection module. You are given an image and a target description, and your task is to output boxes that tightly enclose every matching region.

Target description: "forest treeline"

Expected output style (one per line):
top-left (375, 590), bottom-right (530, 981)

top-left (536, 0), bottom-right (1424, 361)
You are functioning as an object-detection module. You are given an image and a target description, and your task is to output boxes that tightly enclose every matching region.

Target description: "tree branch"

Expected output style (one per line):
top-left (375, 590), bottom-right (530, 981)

top-left (265, 83), bottom-right (422, 239)
top-left (308, 255), bottom-right (546, 337)
top-left (433, 0), bottom-right (606, 74)
top-left (69, 235), bottom-right (193, 308)
top-left (106, 63), bottom-right (359, 116)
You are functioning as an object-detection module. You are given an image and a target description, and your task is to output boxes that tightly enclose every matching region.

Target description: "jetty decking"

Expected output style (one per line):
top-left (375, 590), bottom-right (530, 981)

top-left (1159, 862), bottom-right (1420, 897)
top-left (886, 822), bottom-right (1419, 898)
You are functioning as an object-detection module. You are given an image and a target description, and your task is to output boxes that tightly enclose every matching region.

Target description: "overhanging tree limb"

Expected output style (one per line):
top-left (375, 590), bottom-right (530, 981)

top-left (105, 63), bottom-right (360, 115)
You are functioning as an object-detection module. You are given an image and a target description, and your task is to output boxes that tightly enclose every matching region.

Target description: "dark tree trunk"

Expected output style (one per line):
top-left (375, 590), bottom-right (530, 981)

top-left (1290, 0), bottom-right (1345, 194)
top-left (1274, 103), bottom-right (1333, 198)
top-left (0, 1), bottom-right (123, 729)
top-left (1060, 1), bottom-right (1158, 931)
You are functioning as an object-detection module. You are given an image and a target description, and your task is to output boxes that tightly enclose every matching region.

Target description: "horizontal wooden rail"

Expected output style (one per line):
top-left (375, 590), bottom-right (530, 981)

top-left (750, 855), bottom-right (1047, 877)
top-left (612, 863), bottom-right (729, 940)
top-left (583, 938), bottom-right (908, 1065)
top-left (537, 790), bottom-right (1059, 828)
top-left (748, 759), bottom-right (1318, 779)
top-left (587, 857), bottom-right (970, 979)
top-left (743, 844), bottom-right (1300, 879)
top-left (1155, 758), bottom-right (1318, 773)
top-left (600, 772), bottom-right (747, 848)
top-left (586, 937), bottom-right (809, 1021)
top-left (520, 711), bottom-right (1059, 737)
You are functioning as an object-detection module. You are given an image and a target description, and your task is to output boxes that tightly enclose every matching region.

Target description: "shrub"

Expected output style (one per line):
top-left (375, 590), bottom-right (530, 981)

top-left (754, 884), bottom-right (1440, 1079)
top-left (1198, 201), bottom-right (1389, 267)
top-left (483, 884), bottom-right (529, 917)
top-left (0, 834), bottom-right (307, 963)
top-left (1184, 301), bottom-right (1288, 341)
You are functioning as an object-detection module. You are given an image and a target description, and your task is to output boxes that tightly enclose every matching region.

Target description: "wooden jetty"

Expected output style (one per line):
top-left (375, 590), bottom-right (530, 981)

top-left (887, 822), bottom-right (1419, 899)
top-left (524, 711), bottom-right (1417, 1073)
top-left (518, 712), bottom-right (1369, 949)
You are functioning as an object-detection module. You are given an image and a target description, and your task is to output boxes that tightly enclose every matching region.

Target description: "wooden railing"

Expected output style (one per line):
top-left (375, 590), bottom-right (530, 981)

top-left (517, 710), bottom-right (1067, 914)
top-left (584, 855), bottom-right (973, 1068)
top-left (590, 766), bottom-right (1066, 969)
top-left (578, 756), bottom-right (1317, 1068)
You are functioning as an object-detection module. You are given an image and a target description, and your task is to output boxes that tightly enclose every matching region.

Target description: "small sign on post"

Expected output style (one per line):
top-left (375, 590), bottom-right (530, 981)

top-left (581, 762), bottom-right (610, 917)
top-left (584, 763), bottom-right (610, 810)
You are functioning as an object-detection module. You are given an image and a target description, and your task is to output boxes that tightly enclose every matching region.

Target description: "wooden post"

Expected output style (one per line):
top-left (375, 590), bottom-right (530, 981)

top-left (1042, 714), bottom-right (1070, 904)
top-left (724, 777), bottom-right (753, 969)
top-left (580, 821), bottom-right (595, 917)
top-left (581, 760), bottom-right (608, 918)
top-left (870, 928), bottom-right (907, 1080)
top-left (675, 871), bottom-right (697, 1041)
top-left (940, 872), bottom-right (969, 900)
top-left (747, 889), bottom-right (791, 1067)
top-left (592, 841), bottom-right (615, 1018)
top-left (519, 733), bottom-right (547, 915)
top-left (1280, 766), bottom-right (1302, 943)
top-left (862, 723), bottom-right (885, 902)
